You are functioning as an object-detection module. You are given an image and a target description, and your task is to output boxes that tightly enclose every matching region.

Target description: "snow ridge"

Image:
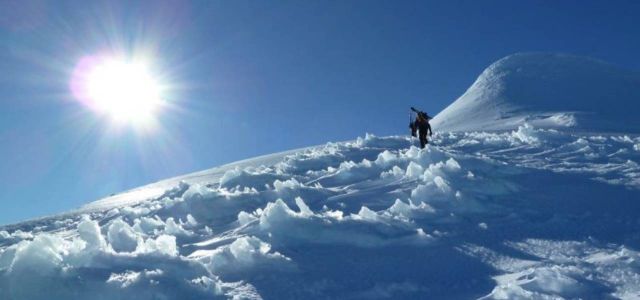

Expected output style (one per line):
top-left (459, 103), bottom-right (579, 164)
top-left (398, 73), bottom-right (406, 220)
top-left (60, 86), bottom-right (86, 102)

top-left (432, 53), bottom-right (640, 132)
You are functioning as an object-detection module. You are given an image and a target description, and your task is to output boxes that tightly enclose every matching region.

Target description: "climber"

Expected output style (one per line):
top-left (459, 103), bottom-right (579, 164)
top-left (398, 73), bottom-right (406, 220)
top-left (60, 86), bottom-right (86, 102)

top-left (410, 107), bottom-right (432, 148)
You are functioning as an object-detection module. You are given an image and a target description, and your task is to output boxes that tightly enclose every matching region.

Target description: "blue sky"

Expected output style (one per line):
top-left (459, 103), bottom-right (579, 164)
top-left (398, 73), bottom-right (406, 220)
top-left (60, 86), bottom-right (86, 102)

top-left (0, 0), bottom-right (639, 225)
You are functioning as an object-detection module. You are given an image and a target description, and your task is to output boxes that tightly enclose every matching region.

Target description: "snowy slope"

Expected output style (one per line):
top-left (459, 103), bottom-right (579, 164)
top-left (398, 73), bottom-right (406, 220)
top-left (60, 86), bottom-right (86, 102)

top-left (79, 148), bottom-right (307, 213)
top-left (431, 53), bottom-right (640, 132)
top-left (2, 53), bottom-right (640, 299)
top-left (1, 128), bottom-right (640, 299)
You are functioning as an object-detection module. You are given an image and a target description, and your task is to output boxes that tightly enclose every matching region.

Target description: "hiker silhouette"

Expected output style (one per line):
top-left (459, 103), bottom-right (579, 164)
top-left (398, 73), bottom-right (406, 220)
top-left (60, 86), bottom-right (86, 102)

top-left (410, 107), bottom-right (432, 148)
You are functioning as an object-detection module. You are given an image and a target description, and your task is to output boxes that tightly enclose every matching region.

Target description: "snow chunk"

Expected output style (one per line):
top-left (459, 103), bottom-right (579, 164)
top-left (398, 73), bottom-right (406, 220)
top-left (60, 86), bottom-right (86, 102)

top-left (238, 211), bottom-right (258, 226)
top-left (380, 165), bottom-right (404, 179)
top-left (77, 217), bottom-right (106, 251)
top-left (137, 234), bottom-right (178, 256)
top-left (511, 124), bottom-right (540, 144)
top-left (164, 217), bottom-right (193, 236)
top-left (386, 199), bottom-right (435, 218)
top-left (219, 168), bottom-right (242, 187)
top-left (199, 236), bottom-right (290, 276)
top-left (273, 178), bottom-right (303, 192)
top-left (229, 236), bottom-right (285, 264)
top-left (375, 150), bottom-right (398, 167)
top-left (185, 214), bottom-right (198, 227)
top-left (107, 219), bottom-right (140, 253)
top-left (259, 199), bottom-right (299, 230)
top-left (9, 234), bottom-right (64, 274)
top-left (295, 197), bottom-right (314, 216)
top-left (132, 216), bottom-right (165, 234)
top-left (220, 167), bottom-right (286, 190)
top-left (434, 176), bottom-right (452, 193)
top-left (356, 206), bottom-right (380, 222)
top-left (405, 162), bottom-right (424, 178)
top-left (445, 158), bottom-right (462, 171)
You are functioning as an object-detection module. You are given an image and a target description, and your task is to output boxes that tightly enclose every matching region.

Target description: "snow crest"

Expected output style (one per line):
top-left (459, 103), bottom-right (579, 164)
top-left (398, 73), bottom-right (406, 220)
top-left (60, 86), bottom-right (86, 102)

top-left (432, 53), bottom-right (640, 132)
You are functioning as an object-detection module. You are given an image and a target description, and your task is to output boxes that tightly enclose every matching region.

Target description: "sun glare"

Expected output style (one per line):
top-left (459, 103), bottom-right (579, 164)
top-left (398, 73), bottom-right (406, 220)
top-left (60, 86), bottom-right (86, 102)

top-left (71, 55), bottom-right (165, 128)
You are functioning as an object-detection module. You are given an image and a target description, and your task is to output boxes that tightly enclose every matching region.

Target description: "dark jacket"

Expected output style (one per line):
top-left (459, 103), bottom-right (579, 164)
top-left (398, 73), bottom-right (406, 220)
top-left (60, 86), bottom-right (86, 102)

top-left (414, 117), bottom-right (432, 136)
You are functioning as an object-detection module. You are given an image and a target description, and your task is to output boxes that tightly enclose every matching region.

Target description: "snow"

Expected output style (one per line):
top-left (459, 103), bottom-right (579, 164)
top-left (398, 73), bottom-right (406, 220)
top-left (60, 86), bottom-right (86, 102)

top-left (107, 218), bottom-right (140, 252)
top-left (432, 53), bottom-right (640, 133)
top-left (77, 217), bottom-right (106, 251)
top-left (2, 125), bottom-right (639, 299)
top-left (2, 53), bottom-right (640, 299)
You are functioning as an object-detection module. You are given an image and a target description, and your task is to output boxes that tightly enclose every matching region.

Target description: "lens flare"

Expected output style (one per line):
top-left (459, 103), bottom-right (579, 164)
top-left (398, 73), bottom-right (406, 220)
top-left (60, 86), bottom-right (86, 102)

top-left (71, 55), bottom-right (165, 129)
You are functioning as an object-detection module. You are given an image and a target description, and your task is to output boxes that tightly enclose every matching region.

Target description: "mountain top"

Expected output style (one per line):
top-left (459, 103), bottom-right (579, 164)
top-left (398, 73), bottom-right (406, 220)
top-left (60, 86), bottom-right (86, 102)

top-left (432, 53), bottom-right (640, 133)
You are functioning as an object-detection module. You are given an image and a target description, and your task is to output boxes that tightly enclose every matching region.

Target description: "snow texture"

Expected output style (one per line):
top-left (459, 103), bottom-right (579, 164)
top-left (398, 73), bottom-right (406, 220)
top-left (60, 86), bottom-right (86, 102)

top-left (2, 53), bottom-right (640, 299)
top-left (1, 127), bottom-right (639, 299)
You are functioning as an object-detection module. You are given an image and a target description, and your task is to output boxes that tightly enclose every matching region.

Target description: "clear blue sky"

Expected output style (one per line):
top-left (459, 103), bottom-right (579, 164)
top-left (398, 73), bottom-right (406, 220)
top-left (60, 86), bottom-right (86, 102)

top-left (0, 0), bottom-right (639, 225)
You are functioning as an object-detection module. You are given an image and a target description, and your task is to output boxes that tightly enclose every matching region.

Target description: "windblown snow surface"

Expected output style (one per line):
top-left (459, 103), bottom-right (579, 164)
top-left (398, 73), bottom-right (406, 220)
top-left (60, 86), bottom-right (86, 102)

top-left (1, 129), bottom-right (640, 299)
top-left (432, 53), bottom-right (640, 132)
top-left (2, 54), bottom-right (640, 299)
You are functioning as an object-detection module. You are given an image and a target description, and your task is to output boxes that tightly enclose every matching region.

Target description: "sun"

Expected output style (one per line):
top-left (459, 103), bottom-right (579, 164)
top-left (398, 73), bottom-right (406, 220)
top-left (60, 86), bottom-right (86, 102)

top-left (87, 59), bottom-right (162, 123)
top-left (71, 55), bottom-right (165, 128)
